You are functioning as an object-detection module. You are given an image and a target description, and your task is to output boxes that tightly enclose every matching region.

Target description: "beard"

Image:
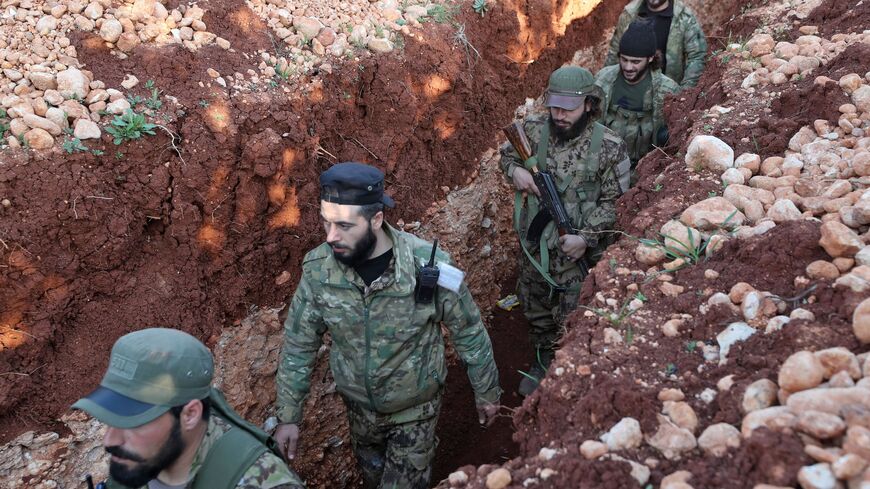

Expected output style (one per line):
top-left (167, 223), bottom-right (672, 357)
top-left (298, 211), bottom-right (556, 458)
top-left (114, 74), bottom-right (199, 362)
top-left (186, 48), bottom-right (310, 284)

top-left (622, 63), bottom-right (650, 84)
top-left (550, 112), bottom-right (590, 143)
top-left (331, 222), bottom-right (377, 267)
top-left (106, 419), bottom-right (186, 487)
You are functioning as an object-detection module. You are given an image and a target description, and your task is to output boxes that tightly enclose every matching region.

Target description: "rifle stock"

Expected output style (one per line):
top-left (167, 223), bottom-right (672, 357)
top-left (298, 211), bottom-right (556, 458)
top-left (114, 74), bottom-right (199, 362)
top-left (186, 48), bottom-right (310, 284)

top-left (502, 121), bottom-right (534, 163)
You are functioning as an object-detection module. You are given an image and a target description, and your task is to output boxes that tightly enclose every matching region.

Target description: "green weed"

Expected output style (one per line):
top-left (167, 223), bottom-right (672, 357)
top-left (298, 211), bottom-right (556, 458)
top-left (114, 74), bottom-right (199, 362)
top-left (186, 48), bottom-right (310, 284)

top-left (472, 0), bottom-right (488, 16)
top-left (105, 109), bottom-right (156, 145)
top-left (62, 137), bottom-right (88, 154)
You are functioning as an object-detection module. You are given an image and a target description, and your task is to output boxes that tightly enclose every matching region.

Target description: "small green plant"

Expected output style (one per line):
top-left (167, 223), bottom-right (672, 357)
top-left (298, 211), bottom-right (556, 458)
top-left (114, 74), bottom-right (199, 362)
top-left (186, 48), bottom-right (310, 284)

top-left (472, 0), bottom-right (488, 16)
top-left (105, 109), bottom-right (156, 145)
top-left (145, 85), bottom-right (163, 110)
top-left (198, 99), bottom-right (210, 108)
top-left (664, 363), bottom-right (678, 376)
top-left (652, 183), bottom-right (663, 192)
top-left (703, 123), bottom-right (713, 132)
top-left (581, 297), bottom-right (640, 343)
top-left (91, 149), bottom-right (104, 156)
top-left (708, 190), bottom-right (718, 198)
top-left (374, 24), bottom-right (385, 38)
top-left (426, 4), bottom-right (457, 23)
top-left (62, 137), bottom-right (88, 154)
top-left (115, 151), bottom-right (124, 160)
top-left (17, 133), bottom-right (28, 148)
top-left (639, 210), bottom-right (738, 267)
top-left (144, 79), bottom-right (155, 89)
top-left (635, 291), bottom-right (648, 302)
top-left (608, 257), bottom-right (618, 273)
top-left (127, 94), bottom-right (145, 107)
top-left (685, 340), bottom-right (698, 353)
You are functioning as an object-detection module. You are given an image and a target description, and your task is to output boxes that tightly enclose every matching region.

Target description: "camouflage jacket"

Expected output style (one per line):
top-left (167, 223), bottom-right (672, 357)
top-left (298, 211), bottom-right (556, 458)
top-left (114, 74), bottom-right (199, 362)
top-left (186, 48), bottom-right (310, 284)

top-left (127, 416), bottom-right (304, 489)
top-left (595, 65), bottom-right (679, 163)
top-left (499, 112), bottom-right (629, 284)
top-left (604, 0), bottom-right (707, 88)
top-left (276, 225), bottom-right (501, 425)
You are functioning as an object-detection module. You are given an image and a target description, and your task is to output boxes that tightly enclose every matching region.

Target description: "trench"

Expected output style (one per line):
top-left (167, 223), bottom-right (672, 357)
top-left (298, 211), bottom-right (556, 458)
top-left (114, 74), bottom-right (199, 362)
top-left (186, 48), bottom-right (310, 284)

top-left (0, 0), bottom-right (754, 486)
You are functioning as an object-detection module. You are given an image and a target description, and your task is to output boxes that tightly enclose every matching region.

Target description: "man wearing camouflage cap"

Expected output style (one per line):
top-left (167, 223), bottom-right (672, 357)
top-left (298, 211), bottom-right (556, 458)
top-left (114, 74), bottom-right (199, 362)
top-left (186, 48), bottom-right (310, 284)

top-left (72, 328), bottom-right (304, 489)
top-left (604, 0), bottom-right (707, 89)
top-left (274, 162), bottom-right (501, 489)
top-left (500, 66), bottom-right (630, 396)
top-left (596, 19), bottom-right (680, 181)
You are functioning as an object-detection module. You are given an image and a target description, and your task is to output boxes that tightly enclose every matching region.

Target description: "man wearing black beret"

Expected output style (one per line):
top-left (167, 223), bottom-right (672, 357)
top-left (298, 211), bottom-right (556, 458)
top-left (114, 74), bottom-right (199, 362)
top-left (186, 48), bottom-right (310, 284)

top-left (596, 19), bottom-right (680, 182)
top-left (274, 162), bottom-right (502, 489)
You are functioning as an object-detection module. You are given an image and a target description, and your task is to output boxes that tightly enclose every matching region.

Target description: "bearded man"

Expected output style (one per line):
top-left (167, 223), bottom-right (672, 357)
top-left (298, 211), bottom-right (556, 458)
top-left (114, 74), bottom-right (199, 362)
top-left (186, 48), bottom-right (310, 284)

top-left (274, 162), bottom-right (501, 489)
top-left (499, 66), bottom-right (630, 396)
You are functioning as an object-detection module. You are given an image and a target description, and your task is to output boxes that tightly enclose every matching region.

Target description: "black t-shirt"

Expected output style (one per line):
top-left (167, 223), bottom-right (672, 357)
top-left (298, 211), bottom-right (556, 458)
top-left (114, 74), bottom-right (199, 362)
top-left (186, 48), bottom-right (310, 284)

top-left (611, 71), bottom-right (651, 112)
top-left (354, 248), bottom-right (394, 286)
top-left (639, 2), bottom-right (674, 73)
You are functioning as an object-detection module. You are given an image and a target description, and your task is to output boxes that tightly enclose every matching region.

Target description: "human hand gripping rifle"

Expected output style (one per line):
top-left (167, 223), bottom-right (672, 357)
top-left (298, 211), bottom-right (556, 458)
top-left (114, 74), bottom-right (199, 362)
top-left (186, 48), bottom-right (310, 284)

top-left (503, 121), bottom-right (590, 279)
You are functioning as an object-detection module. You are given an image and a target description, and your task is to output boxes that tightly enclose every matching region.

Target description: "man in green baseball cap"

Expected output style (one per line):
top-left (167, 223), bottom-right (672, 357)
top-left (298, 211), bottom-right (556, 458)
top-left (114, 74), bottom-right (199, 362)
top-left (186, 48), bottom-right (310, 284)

top-left (499, 65), bottom-right (630, 396)
top-left (73, 328), bottom-right (304, 489)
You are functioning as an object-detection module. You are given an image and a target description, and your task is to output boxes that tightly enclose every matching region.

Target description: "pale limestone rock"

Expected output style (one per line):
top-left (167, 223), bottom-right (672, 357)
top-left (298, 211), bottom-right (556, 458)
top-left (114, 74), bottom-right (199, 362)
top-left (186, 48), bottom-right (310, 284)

top-left (680, 197), bottom-right (745, 231)
top-left (24, 128), bottom-right (54, 149)
top-left (22, 114), bottom-right (62, 136)
top-left (685, 135), bottom-right (734, 172)
top-left (100, 19), bottom-right (123, 43)
top-left (796, 410), bottom-right (847, 439)
top-left (741, 406), bottom-right (796, 437)
top-left (293, 16), bottom-right (323, 40)
top-left (646, 415), bottom-right (696, 460)
top-left (814, 347), bottom-right (861, 379)
top-left (106, 99), bottom-right (131, 115)
top-left (697, 423), bottom-right (741, 456)
top-left (600, 417), bottom-right (642, 451)
top-left (722, 167), bottom-right (745, 185)
top-left (29, 72), bottom-right (56, 91)
top-left (658, 388), bottom-right (685, 402)
top-left (831, 453), bottom-right (866, 480)
top-left (448, 470), bottom-right (468, 485)
top-left (819, 221), bottom-right (863, 258)
top-left (717, 322), bottom-right (756, 363)
top-left (844, 425), bottom-right (870, 460)
top-left (787, 387), bottom-right (870, 415)
top-left (56, 67), bottom-right (89, 99)
top-left (806, 260), bottom-right (841, 280)
top-left (729, 282), bottom-right (755, 304)
top-left (765, 315), bottom-right (791, 334)
top-left (368, 38), bottom-right (393, 53)
top-left (835, 266), bottom-right (870, 293)
top-left (44, 108), bottom-right (67, 130)
top-left (485, 468), bottom-right (511, 489)
top-left (663, 401), bottom-right (698, 433)
top-left (735, 153), bottom-right (761, 173)
top-left (117, 33), bottom-right (141, 52)
top-left (853, 85), bottom-right (870, 113)
top-left (579, 440), bottom-right (607, 459)
top-left (779, 351), bottom-right (825, 393)
top-left (767, 199), bottom-right (802, 222)
top-left (743, 378), bottom-right (778, 413)
top-left (73, 119), bottom-right (101, 140)
top-left (660, 220), bottom-right (701, 251)
top-left (855, 298), bottom-right (870, 344)
top-left (797, 463), bottom-right (837, 489)
top-left (636, 243), bottom-right (665, 265)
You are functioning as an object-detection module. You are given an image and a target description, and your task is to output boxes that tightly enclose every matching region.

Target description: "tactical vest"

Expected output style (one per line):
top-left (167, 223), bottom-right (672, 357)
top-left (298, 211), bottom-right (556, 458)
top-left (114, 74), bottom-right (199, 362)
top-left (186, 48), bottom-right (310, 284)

top-left (513, 121), bottom-right (606, 293)
top-left (106, 388), bottom-right (284, 489)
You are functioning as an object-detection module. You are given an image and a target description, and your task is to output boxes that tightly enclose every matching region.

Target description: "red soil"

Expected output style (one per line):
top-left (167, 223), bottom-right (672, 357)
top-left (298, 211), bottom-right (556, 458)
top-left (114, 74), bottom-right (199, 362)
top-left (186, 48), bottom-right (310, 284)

top-left (0, 0), bottom-right (629, 474)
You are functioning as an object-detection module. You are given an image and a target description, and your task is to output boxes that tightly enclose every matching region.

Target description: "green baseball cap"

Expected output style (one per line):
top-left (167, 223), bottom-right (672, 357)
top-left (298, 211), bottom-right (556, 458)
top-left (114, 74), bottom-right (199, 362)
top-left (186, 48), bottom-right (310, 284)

top-left (72, 328), bottom-right (214, 429)
top-left (545, 65), bottom-right (603, 110)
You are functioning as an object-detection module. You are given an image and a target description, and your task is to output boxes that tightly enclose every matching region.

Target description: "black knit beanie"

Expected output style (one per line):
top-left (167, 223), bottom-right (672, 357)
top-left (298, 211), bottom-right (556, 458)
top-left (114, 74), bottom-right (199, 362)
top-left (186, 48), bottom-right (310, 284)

top-left (619, 19), bottom-right (657, 58)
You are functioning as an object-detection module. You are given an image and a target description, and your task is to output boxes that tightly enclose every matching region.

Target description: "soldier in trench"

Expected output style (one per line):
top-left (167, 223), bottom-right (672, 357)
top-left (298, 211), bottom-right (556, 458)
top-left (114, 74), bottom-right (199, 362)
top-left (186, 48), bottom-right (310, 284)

top-left (500, 65), bottom-right (631, 396)
top-left (273, 162), bottom-right (502, 489)
top-left (71, 328), bottom-right (304, 489)
top-left (595, 19), bottom-right (680, 184)
top-left (604, 0), bottom-right (707, 89)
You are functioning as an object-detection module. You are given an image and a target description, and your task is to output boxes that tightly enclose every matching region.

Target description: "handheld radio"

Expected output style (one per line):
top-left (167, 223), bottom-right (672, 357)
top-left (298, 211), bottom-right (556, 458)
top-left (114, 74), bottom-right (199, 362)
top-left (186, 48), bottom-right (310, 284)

top-left (415, 240), bottom-right (440, 304)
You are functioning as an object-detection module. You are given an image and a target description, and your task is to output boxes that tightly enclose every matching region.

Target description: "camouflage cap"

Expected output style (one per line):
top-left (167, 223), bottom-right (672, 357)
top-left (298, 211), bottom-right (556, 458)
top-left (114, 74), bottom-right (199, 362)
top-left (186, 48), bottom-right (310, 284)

top-left (545, 66), bottom-right (603, 110)
top-left (71, 328), bottom-right (214, 429)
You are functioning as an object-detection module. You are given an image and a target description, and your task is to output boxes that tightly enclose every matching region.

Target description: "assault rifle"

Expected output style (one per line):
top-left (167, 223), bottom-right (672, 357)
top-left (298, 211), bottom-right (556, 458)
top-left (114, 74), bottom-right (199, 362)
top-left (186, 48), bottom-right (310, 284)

top-left (503, 121), bottom-right (590, 279)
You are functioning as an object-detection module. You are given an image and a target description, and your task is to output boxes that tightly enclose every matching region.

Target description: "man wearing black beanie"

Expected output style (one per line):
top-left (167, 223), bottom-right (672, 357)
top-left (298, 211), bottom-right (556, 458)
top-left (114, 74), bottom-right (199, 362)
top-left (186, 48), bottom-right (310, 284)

top-left (604, 0), bottom-right (707, 89)
top-left (595, 19), bottom-right (679, 184)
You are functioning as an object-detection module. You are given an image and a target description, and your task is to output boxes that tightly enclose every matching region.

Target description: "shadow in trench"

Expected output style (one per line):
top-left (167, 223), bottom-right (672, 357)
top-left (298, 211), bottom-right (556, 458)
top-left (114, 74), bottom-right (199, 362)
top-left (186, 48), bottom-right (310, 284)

top-left (432, 277), bottom-right (531, 482)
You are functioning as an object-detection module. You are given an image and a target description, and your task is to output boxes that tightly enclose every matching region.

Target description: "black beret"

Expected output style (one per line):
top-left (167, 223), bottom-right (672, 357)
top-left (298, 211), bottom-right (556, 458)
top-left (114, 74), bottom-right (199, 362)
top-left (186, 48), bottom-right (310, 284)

top-left (619, 19), bottom-right (657, 58)
top-left (319, 162), bottom-right (395, 208)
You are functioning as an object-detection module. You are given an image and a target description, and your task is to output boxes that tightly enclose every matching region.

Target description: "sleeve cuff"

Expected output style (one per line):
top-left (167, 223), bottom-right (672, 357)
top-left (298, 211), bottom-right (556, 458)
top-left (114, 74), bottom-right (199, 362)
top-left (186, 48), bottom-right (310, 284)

top-left (576, 231), bottom-right (598, 249)
top-left (475, 386), bottom-right (503, 406)
top-left (277, 406), bottom-right (303, 425)
top-left (506, 162), bottom-right (518, 178)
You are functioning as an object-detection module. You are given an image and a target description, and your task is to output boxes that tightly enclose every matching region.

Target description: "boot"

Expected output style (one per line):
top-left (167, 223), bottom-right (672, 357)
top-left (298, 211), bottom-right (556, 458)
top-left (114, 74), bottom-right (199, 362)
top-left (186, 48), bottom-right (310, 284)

top-left (518, 348), bottom-right (554, 397)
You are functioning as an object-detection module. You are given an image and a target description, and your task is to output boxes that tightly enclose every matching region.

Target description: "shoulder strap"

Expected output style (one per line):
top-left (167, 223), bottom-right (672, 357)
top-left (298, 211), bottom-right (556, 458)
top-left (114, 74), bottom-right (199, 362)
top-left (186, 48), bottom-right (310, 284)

top-left (582, 122), bottom-right (605, 177)
top-left (534, 122), bottom-right (550, 172)
top-left (192, 425), bottom-right (267, 489)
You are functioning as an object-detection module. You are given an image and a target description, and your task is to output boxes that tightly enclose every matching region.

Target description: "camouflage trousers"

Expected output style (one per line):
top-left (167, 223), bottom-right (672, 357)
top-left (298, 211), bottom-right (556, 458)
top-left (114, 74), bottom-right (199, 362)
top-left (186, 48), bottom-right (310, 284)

top-left (343, 394), bottom-right (441, 489)
top-left (516, 255), bottom-right (582, 352)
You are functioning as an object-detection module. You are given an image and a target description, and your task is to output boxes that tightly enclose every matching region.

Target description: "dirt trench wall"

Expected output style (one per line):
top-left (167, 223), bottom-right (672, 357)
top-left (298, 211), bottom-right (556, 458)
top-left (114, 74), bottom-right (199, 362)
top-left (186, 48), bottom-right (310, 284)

top-left (0, 0), bottom-right (635, 486)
